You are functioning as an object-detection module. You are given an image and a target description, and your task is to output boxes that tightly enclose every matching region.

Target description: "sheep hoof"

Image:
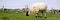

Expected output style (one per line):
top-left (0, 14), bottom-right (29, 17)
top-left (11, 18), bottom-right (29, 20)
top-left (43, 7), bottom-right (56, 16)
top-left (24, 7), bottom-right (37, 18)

top-left (35, 16), bottom-right (38, 18)
top-left (45, 17), bottom-right (47, 19)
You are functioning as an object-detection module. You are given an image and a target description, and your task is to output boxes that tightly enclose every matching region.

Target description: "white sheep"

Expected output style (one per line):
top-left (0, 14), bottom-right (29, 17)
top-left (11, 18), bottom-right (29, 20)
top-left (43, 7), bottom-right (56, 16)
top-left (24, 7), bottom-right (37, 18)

top-left (30, 2), bottom-right (47, 19)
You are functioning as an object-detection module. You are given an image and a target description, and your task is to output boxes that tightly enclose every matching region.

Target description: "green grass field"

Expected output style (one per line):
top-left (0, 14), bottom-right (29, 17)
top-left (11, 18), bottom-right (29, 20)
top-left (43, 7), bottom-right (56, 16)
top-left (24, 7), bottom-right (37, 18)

top-left (0, 10), bottom-right (60, 20)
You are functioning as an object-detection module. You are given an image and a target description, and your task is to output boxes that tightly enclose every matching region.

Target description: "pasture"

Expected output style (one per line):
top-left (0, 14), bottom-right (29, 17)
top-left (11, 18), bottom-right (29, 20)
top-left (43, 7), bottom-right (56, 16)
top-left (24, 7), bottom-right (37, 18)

top-left (0, 10), bottom-right (60, 20)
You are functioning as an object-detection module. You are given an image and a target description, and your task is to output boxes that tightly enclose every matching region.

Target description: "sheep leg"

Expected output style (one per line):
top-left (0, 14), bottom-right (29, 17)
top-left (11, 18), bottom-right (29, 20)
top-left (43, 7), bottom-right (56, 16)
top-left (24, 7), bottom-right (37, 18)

top-left (41, 11), bottom-right (44, 17)
top-left (39, 11), bottom-right (43, 18)
top-left (43, 10), bottom-right (47, 19)
top-left (37, 10), bottom-right (43, 18)
top-left (35, 13), bottom-right (38, 18)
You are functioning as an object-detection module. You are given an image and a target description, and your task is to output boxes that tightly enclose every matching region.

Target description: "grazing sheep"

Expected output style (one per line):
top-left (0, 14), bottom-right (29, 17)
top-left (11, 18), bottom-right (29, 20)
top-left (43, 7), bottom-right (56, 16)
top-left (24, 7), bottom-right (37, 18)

top-left (30, 2), bottom-right (47, 19)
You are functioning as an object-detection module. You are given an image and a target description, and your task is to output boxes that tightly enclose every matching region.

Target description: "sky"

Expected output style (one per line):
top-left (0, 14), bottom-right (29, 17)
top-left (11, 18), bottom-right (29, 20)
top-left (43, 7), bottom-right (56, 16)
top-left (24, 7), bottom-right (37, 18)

top-left (0, 0), bottom-right (60, 9)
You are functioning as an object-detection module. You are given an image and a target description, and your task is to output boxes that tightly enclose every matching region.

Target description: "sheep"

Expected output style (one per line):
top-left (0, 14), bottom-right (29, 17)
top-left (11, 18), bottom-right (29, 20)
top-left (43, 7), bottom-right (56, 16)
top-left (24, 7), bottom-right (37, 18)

top-left (30, 2), bottom-right (47, 19)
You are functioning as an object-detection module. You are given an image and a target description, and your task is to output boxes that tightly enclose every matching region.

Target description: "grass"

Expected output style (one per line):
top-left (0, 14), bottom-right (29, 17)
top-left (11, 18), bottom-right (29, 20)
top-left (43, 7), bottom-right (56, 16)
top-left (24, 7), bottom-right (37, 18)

top-left (0, 10), bottom-right (60, 20)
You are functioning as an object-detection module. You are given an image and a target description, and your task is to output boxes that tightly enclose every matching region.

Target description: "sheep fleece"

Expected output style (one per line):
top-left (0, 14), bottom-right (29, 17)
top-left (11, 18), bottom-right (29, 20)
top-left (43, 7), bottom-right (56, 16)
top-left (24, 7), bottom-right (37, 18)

top-left (31, 2), bottom-right (47, 12)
